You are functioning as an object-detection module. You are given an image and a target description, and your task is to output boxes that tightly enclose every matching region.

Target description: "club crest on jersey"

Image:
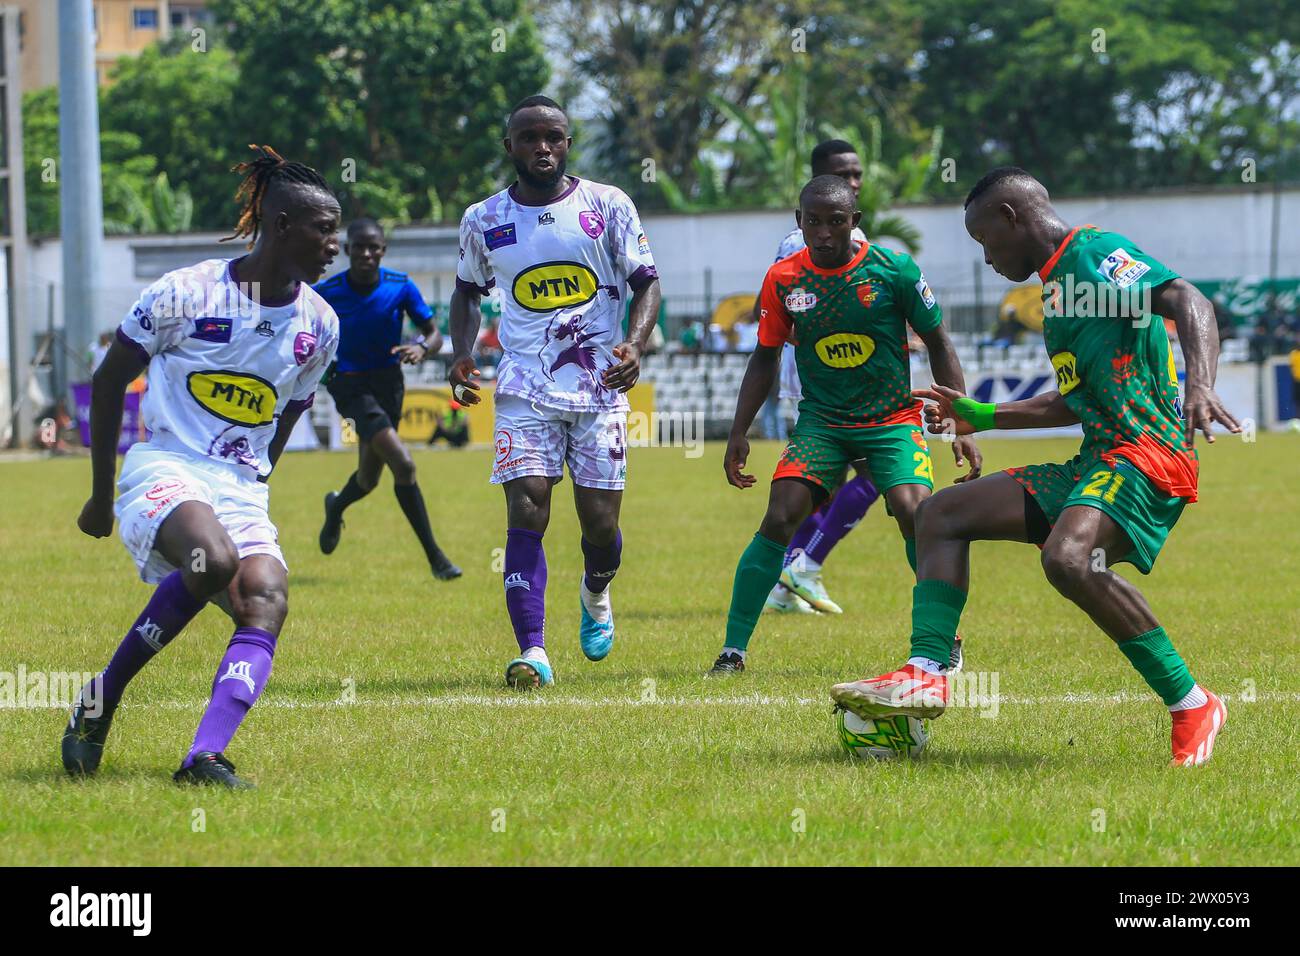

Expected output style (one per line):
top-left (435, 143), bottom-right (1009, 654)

top-left (579, 209), bottom-right (605, 239)
top-left (785, 287), bottom-right (818, 312)
top-left (186, 370), bottom-right (278, 426)
top-left (915, 273), bottom-right (937, 309)
top-left (1098, 248), bottom-right (1151, 288)
top-left (484, 223), bottom-right (517, 250)
top-left (293, 331), bottom-right (317, 365)
top-left (815, 332), bottom-right (875, 368)
top-left (856, 282), bottom-right (878, 308)
top-left (191, 317), bottom-right (232, 343)
top-left (513, 261), bottom-right (599, 313)
top-left (1051, 351), bottom-right (1081, 395)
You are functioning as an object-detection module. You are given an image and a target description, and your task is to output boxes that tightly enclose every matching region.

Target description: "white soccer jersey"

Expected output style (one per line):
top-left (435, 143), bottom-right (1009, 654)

top-left (773, 225), bottom-right (869, 400)
top-left (457, 177), bottom-right (658, 412)
top-left (116, 258), bottom-right (339, 481)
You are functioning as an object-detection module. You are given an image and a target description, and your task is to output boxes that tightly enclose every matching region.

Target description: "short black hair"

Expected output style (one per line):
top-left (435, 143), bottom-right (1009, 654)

top-left (508, 94), bottom-right (565, 127)
top-left (810, 139), bottom-right (858, 174)
top-left (799, 174), bottom-right (857, 211)
top-left (347, 217), bottom-right (384, 241)
top-left (964, 166), bottom-right (1037, 209)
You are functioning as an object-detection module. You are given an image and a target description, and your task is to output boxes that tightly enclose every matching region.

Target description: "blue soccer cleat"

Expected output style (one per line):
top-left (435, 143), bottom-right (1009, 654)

top-left (579, 592), bottom-right (615, 662)
top-left (506, 655), bottom-right (554, 689)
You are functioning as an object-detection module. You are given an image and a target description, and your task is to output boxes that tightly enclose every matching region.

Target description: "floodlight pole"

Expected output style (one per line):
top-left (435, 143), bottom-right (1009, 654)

top-left (58, 0), bottom-right (104, 387)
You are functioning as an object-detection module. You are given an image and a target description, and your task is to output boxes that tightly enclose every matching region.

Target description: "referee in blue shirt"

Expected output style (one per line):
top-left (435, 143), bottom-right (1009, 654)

top-left (315, 218), bottom-right (461, 579)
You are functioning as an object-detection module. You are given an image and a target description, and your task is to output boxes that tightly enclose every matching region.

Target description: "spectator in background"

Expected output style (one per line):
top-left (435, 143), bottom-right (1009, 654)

top-left (428, 400), bottom-right (470, 448)
top-left (982, 306), bottom-right (1024, 349)
top-left (1249, 320), bottom-right (1273, 364)
top-left (474, 313), bottom-right (503, 369)
top-left (758, 362), bottom-right (786, 441)
top-left (89, 331), bottom-right (113, 373)
top-left (1291, 332), bottom-right (1300, 418)
top-left (733, 313), bottom-right (759, 353)
top-left (680, 320), bottom-right (704, 354)
top-left (707, 322), bottom-right (729, 352)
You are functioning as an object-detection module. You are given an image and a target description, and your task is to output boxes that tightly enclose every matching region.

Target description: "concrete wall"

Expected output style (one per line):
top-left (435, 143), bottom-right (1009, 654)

top-left (24, 183), bottom-right (1299, 335)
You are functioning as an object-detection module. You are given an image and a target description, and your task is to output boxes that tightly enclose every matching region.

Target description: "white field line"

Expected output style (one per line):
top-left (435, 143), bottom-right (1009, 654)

top-left (44, 690), bottom-right (1297, 712)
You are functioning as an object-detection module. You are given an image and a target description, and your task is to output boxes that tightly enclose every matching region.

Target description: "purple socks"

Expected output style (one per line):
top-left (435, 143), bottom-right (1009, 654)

top-left (95, 571), bottom-right (206, 710)
top-left (785, 511), bottom-right (822, 568)
top-left (582, 530), bottom-right (622, 593)
top-left (184, 626), bottom-right (277, 767)
top-left (805, 475), bottom-right (879, 566)
top-left (504, 529), bottom-right (547, 653)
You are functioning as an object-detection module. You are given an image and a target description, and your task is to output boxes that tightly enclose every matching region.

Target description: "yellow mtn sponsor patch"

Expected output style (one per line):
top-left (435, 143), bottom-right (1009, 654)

top-left (187, 370), bottom-right (278, 426)
top-left (814, 332), bottom-right (875, 368)
top-left (513, 261), bottom-right (598, 312)
top-left (1051, 351), bottom-right (1081, 395)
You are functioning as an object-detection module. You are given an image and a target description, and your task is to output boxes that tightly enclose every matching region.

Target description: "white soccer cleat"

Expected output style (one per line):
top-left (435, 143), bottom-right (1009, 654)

top-left (780, 565), bottom-right (842, 614)
top-left (764, 583), bottom-right (818, 614)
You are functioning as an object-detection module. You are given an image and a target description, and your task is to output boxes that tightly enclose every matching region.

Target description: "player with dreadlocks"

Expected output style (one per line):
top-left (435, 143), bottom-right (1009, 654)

top-left (63, 146), bottom-right (341, 788)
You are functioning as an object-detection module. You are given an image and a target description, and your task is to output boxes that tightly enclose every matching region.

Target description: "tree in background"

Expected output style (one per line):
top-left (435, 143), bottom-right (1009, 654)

top-left (902, 0), bottom-right (1300, 198)
top-left (210, 0), bottom-right (550, 221)
top-left (656, 64), bottom-right (943, 253)
top-left (22, 88), bottom-right (160, 236)
top-left (101, 40), bottom-right (241, 230)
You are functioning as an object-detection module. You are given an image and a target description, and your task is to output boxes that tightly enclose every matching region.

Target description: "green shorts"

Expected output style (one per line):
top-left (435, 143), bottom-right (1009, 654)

top-left (1006, 456), bottom-right (1187, 574)
top-left (773, 415), bottom-right (934, 497)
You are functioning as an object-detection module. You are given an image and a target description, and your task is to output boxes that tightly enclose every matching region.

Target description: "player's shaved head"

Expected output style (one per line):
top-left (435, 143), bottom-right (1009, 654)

top-left (963, 166), bottom-right (1071, 283)
top-left (508, 94), bottom-right (566, 133)
top-left (800, 174), bottom-right (857, 213)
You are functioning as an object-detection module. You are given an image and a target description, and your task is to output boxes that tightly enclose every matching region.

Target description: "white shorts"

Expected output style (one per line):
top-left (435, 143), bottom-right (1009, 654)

top-left (115, 444), bottom-right (286, 584)
top-left (491, 394), bottom-right (627, 490)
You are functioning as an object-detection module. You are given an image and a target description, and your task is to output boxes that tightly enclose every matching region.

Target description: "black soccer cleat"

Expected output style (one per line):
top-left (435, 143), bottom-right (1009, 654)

top-left (707, 651), bottom-right (746, 677)
top-left (173, 752), bottom-right (255, 790)
top-left (61, 699), bottom-right (117, 777)
top-left (319, 491), bottom-right (344, 555)
top-left (432, 552), bottom-right (463, 580)
top-left (947, 635), bottom-right (964, 674)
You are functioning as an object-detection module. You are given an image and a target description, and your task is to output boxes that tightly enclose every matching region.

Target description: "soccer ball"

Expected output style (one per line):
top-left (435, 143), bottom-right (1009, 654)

top-left (835, 708), bottom-right (929, 760)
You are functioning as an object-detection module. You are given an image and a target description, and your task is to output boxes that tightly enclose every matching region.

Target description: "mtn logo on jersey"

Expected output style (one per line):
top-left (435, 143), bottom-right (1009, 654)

top-left (1051, 351), bottom-right (1081, 395)
top-left (915, 273), bottom-right (937, 309)
top-left (785, 288), bottom-right (818, 312)
top-left (513, 261), bottom-right (599, 313)
top-left (186, 370), bottom-right (278, 426)
top-left (1098, 248), bottom-right (1151, 288)
top-left (815, 332), bottom-right (875, 368)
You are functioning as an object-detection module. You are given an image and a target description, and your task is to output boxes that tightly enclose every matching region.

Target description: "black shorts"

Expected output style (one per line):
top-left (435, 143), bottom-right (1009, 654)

top-left (327, 365), bottom-right (405, 442)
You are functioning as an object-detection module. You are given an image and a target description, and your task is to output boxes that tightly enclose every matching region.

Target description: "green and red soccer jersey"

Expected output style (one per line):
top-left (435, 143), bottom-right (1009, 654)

top-left (758, 242), bottom-right (941, 427)
top-left (1038, 225), bottom-right (1197, 501)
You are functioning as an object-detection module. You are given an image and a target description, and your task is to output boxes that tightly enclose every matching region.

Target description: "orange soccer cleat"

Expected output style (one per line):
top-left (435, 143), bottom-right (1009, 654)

top-left (830, 664), bottom-right (951, 722)
top-left (1170, 690), bottom-right (1227, 767)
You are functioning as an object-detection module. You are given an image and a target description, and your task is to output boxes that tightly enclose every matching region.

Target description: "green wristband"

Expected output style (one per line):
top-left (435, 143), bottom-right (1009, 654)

top-left (951, 397), bottom-right (997, 432)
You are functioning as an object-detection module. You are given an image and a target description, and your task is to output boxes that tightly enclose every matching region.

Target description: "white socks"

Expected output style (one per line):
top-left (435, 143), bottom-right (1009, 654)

top-left (1169, 684), bottom-right (1208, 712)
top-left (907, 656), bottom-right (947, 675)
top-left (580, 581), bottom-right (612, 624)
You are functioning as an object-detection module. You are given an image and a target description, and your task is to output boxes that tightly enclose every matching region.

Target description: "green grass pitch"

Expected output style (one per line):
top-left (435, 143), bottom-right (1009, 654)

top-left (1, 433), bottom-right (1296, 865)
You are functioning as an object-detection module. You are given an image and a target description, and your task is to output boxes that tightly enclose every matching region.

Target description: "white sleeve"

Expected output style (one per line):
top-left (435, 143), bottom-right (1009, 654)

top-left (290, 309), bottom-right (338, 406)
top-left (117, 273), bottom-right (190, 361)
top-left (608, 189), bottom-right (658, 293)
top-left (455, 209), bottom-right (494, 296)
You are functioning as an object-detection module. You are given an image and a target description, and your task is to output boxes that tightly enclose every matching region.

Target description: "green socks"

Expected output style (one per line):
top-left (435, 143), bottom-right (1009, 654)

top-left (909, 579), bottom-right (966, 664)
top-left (724, 533), bottom-right (787, 652)
top-left (1118, 627), bottom-right (1195, 706)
